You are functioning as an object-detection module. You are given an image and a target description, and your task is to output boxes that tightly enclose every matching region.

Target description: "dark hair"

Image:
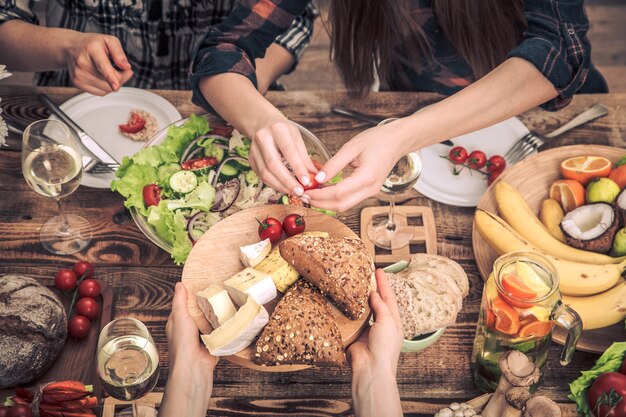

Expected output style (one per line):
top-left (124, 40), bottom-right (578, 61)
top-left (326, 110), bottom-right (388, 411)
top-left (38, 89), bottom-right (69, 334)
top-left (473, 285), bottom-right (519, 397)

top-left (328, 0), bottom-right (527, 94)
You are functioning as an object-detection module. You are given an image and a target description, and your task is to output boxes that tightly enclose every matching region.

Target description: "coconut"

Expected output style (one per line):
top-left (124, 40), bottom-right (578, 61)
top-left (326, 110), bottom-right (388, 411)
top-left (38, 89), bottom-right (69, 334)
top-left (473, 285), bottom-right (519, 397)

top-left (560, 203), bottom-right (618, 253)
top-left (616, 188), bottom-right (626, 226)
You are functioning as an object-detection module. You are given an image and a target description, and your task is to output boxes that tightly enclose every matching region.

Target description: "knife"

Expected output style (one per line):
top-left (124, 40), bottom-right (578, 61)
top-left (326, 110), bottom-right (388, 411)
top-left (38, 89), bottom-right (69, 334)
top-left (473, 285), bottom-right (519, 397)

top-left (38, 94), bottom-right (120, 164)
top-left (331, 107), bottom-right (455, 147)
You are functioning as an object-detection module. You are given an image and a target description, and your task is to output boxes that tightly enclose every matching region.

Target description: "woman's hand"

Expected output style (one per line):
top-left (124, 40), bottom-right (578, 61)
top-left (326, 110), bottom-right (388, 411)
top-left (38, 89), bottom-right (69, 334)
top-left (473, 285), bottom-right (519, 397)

top-left (63, 32), bottom-right (133, 96)
top-left (306, 118), bottom-right (413, 212)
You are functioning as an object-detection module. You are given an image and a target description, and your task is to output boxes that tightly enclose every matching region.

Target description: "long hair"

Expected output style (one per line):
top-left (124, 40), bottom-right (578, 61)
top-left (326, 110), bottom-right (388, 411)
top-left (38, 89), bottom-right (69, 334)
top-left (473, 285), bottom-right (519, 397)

top-left (328, 0), bottom-right (527, 94)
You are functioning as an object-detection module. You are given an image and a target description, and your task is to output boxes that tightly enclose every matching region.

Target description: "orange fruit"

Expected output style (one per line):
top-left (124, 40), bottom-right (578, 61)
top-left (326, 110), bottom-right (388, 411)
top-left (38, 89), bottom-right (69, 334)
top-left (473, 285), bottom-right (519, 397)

top-left (609, 165), bottom-right (626, 189)
top-left (549, 179), bottom-right (586, 213)
top-left (518, 319), bottom-right (553, 338)
top-left (491, 296), bottom-right (521, 335)
top-left (500, 273), bottom-right (536, 308)
top-left (560, 156), bottom-right (612, 185)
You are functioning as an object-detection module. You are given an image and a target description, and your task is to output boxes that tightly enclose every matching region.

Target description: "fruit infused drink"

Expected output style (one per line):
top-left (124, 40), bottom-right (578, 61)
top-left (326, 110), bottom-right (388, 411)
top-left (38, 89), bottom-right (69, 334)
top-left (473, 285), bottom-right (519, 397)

top-left (471, 251), bottom-right (582, 393)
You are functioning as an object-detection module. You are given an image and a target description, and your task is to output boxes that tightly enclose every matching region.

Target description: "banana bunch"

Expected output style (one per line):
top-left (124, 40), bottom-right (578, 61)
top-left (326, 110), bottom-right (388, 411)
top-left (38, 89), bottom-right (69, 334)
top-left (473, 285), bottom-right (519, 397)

top-left (563, 280), bottom-right (626, 330)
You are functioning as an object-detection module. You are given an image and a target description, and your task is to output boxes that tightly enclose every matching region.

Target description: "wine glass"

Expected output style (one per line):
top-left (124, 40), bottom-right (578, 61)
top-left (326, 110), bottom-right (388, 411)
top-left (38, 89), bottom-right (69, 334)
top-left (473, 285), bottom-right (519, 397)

top-left (367, 118), bottom-right (423, 250)
top-left (21, 119), bottom-right (91, 254)
top-left (96, 318), bottom-right (160, 417)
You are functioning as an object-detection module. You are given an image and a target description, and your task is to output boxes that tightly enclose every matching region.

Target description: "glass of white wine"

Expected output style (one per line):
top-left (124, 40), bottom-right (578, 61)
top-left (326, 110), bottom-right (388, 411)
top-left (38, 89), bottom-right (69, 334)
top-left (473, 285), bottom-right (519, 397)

top-left (97, 318), bottom-right (160, 417)
top-left (22, 119), bottom-right (91, 254)
top-left (367, 118), bottom-right (423, 250)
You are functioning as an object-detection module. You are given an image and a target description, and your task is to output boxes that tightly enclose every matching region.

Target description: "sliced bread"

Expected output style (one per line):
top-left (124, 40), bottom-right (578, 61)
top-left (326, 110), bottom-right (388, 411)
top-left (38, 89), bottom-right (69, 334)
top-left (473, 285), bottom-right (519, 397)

top-left (408, 254), bottom-right (469, 297)
top-left (254, 280), bottom-right (345, 366)
top-left (406, 268), bottom-right (464, 311)
top-left (279, 236), bottom-right (373, 320)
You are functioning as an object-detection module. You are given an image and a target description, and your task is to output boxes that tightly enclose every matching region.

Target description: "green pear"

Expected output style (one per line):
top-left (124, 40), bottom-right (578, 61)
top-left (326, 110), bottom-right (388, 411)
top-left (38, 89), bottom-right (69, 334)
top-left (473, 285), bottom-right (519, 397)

top-left (586, 178), bottom-right (621, 204)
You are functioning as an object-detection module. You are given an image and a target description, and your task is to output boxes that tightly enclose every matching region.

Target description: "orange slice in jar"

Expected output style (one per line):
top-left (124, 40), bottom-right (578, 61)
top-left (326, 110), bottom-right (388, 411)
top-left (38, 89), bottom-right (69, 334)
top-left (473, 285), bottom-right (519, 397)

top-left (485, 306), bottom-right (496, 331)
top-left (491, 296), bottom-right (521, 335)
top-left (549, 179), bottom-right (586, 213)
top-left (500, 273), bottom-right (537, 309)
top-left (560, 156), bottom-right (612, 186)
top-left (518, 319), bottom-right (554, 338)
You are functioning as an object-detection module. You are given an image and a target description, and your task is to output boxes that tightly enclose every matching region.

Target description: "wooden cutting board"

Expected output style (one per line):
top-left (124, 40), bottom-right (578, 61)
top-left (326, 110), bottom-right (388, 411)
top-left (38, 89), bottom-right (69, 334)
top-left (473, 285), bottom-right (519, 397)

top-left (181, 205), bottom-right (372, 372)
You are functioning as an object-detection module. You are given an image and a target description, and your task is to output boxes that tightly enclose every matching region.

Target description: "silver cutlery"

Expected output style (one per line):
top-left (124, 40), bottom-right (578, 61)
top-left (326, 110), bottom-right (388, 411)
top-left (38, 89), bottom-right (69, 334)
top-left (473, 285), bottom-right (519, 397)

top-left (505, 103), bottom-right (609, 165)
top-left (331, 106), bottom-right (455, 147)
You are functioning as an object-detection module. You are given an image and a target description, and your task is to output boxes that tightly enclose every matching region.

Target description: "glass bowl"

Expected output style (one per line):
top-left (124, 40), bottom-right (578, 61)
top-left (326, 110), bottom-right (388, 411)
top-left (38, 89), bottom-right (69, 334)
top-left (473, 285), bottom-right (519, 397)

top-left (130, 115), bottom-right (332, 254)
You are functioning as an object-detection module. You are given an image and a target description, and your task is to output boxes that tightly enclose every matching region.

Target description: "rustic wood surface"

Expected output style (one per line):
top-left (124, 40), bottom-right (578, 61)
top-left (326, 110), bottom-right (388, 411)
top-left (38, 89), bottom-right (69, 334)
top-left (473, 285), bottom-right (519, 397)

top-left (1, 85), bottom-right (625, 416)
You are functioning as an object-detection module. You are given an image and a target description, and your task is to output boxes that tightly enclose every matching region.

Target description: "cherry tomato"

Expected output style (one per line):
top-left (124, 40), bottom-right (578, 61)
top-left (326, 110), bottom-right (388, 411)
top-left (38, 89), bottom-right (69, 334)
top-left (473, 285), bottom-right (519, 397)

top-left (448, 146), bottom-right (468, 164)
top-left (181, 156), bottom-right (217, 170)
top-left (0, 407), bottom-right (10, 417)
top-left (68, 315), bottom-right (91, 339)
top-left (119, 112), bottom-right (147, 134)
top-left (76, 297), bottom-right (100, 321)
top-left (142, 184), bottom-right (162, 207)
top-left (467, 150), bottom-right (487, 169)
top-left (257, 217), bottom-right (283, 244)
top-left (78, 279), bottom-right (101, 298)
top-left (6, 405), bottom-right (32, 417)
top-left (282, 214), bottom-right (306, 236)
top-left (54, 269), bottom-right (77, 292)
top-left (301, 172), bottom-right (319, 191)
top-left (210, 124), bottom-right (234, 137)
top-left (620, 357), bottom-right (626, 375)
top-left (487, 155), bottom-right (506, 173)
top-left (588, 372), bottom-right (626, 417)
top-left (488, 168), bottom-right (504, 186)
top-left (72, 261), bottom-right (94, 279)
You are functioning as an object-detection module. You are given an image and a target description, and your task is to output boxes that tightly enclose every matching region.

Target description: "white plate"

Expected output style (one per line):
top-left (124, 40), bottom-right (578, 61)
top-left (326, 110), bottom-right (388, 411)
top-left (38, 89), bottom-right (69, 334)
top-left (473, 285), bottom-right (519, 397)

top-left (414, 117), bottom-right (529, 207)
top-left (52, 87), bottom-right (182, 188)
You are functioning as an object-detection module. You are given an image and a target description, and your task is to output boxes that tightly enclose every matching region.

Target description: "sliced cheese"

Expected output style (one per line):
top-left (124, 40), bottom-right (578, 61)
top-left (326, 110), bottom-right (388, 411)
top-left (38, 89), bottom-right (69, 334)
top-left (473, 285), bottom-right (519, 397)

top-left (224, 267), bottom-right (277, 306)
top-left (196, 285), bottom-right (237, 329)
top-left (239, 238), bottom-right (271, 268)
top-left (201, 297), bottom-right (269, 356)
top-left (255, 246), bottom-right (299, 293)
top-left (300, 231), bottom-right (330, 238)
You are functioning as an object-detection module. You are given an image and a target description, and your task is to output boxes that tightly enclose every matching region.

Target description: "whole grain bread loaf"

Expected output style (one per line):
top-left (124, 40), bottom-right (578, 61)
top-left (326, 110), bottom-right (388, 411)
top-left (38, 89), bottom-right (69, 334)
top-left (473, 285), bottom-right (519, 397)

top-left (254, 280), bottom-right (345, 366)
top-left (0, 275), bottom-right (67, 388)
top-left (279, 236), bottom-right (373, 320)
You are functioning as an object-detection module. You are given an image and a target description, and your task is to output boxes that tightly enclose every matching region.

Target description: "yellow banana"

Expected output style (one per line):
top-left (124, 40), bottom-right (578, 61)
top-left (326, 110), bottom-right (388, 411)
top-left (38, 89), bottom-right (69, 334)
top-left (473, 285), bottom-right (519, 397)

top-left (474, 209), bottom-right (624, 296)
top-left (563, 280), bottom-right (626, 330)
top-left (539, 199), bottom-right (567, 243)
top-left (494, 181), bottom-right (625, 265)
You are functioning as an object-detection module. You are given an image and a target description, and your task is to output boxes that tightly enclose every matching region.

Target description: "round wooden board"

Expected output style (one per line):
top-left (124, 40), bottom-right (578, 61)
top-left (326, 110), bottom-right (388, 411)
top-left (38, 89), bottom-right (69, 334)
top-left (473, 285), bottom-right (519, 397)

top-left (182, 205), bottom-right (371, 372)
top-left (472, 144), bottom-right (626, 354)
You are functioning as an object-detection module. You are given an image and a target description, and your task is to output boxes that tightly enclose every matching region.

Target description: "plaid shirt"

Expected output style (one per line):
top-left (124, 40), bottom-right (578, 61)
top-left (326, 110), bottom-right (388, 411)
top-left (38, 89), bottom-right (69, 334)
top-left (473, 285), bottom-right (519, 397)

top-left (0, 0), bottom-right (317, 90)
top-left (191, 0), bottom-right (603, 112)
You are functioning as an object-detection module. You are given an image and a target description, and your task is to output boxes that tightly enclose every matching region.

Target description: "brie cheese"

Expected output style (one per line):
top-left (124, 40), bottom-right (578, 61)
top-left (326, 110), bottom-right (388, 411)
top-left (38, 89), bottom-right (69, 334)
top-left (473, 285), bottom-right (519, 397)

top-left (255, 247), bottom-right (300, 293)
top-left (201, 296), bottom-right (269, 356)
top-left (196, 285), bottom-right (237, 329)
top-left (239, 238), bottom-right (271, 268)
top-left (224, 267), bottom-right (277, 306)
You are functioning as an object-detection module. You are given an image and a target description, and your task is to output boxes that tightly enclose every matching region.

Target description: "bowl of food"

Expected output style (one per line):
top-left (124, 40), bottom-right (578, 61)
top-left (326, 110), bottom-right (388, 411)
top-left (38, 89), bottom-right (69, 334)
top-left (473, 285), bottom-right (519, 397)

top-left (382, 255), bottom-right (469, 353)
top-left (111, 114), bottom-right (332, 264)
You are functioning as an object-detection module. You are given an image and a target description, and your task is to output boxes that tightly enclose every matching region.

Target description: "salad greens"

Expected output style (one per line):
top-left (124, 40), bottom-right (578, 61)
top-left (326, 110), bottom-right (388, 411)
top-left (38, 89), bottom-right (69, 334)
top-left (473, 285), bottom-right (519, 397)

top-left (569, 342), bottom-right (626, 417)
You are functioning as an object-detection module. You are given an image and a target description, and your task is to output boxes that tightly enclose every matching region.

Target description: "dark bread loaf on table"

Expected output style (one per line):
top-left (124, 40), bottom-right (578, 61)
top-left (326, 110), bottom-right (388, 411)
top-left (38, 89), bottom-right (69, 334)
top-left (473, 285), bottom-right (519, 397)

top-left (0, 275), bottom-right (67, 388)
top-left (254, 280), bottom-right (345, 366)
top-left (279, 236), bottom-right (373, 320)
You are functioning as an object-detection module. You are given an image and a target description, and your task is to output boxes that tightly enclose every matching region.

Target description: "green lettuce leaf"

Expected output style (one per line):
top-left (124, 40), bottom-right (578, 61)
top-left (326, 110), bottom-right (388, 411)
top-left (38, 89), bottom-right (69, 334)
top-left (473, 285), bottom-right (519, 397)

top-left (166, 182), bottom-right (216, 212)
top-left (170, 210), bottom-right (193, 264)
top-left (569, 342), bottom-right (626, 417)
top-left (111, 162), bottom-right (158, 216)
top-left (163, 114), bottom-right (210, 157)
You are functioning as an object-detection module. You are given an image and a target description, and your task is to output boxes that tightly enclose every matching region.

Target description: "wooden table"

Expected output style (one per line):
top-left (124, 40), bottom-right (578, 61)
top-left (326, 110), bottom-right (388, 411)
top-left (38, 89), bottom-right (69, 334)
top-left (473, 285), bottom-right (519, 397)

top-left (1, 85), bottom-right (625, 416)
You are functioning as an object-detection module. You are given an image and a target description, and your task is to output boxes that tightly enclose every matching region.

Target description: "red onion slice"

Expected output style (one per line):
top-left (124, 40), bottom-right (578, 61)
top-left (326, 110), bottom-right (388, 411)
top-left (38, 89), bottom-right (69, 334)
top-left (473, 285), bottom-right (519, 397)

top-left (210, 179), bottom-right (241, 212)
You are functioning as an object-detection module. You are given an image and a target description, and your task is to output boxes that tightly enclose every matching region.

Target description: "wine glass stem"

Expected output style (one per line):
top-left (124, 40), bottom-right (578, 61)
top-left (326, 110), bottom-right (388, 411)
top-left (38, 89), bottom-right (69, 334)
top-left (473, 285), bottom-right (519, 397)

top-left (132, 400), bottom-right (139, 417)
top-left (56, 199), bottom-right (70, 234)
top-left (386, 195), bottom-right (397, 232)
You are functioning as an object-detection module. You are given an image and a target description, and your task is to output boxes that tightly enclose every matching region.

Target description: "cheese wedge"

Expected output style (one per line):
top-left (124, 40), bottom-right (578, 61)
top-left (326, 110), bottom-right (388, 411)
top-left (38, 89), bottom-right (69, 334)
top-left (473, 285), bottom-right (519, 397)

top-left (224, 267), bottom-right (277, 306)
top-left (201, 297), bottom-right (269, 356)
top-left (239, 238), bottom-right (271, 268)
top-left (255, 246), bottom-right (299, 293)
top-left (196, 285), bottom-right (237, 329)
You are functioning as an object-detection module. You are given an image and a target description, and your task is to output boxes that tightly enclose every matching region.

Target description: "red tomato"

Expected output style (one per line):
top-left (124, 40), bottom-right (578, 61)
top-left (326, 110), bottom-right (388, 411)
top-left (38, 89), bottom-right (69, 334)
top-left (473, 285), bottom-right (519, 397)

top-left (210, 124), bottom-right (234, 137)
top-left (54, 269), bottom-right (77, 292)
top-left (76, 297), bottom-right (100, 321)
top-left (72, 261), bottom-right (94, 279)
top-left (6, 405), bottom-right (32, 417)
top-left (257, 217), bottom-right (283, 244)
top-left (181, 156), bottom-right (217, 170)
top-left (488, 169), bottom-right (504, 186)
top-left (282, 214), bottom-right (306, 236)
top-left (588, 372), bottom-right (626, 417)
top-left (448, 146), bottom-right (468, 164)
top-left (301, 172), bottom-right (319, 191)
top-left (68, 315), bottom-right (91, 339)
top-left (78, 279), bottom-right (101, 298)
top-left (119, 112), bottom-right (146, 134)
top-left (142, 184), bottom-right (162, 207)
top-left (467, 150), bottom-right (487, 169)
top-left (0, 407), bottom-right (9, 417)
top-left (487, 155), bottom-right (506, 172)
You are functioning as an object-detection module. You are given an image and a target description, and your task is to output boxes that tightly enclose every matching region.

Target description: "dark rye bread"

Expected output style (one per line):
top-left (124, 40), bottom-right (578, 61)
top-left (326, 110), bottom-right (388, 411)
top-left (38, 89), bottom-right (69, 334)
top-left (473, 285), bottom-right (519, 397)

top-left (279, 236), bottom-right (373, 320)
top-left (254, 280), bottom-right (345, 366)
top-left (0, 275), bottom-right (67, 388)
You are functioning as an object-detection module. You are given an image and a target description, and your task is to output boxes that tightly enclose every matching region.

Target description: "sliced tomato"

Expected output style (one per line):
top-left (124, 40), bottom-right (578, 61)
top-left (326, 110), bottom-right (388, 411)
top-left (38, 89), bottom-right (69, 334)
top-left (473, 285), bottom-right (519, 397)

top-left (518, 319), bottom-right (553, 338)
top-left (119, 112), bottom-right (146, 134)
top-left (491, 296), bottom-right (521, 335)
top-left (288, 195), bottom-right (306, 206)
top-left (181, 156), bottom-right (217, 170)
top-left (500, 273), bottom-right (537, 308)
top-left (302, 172), bottom-right (319, 190)
top-left (142, 184), bottom-right (161, 207)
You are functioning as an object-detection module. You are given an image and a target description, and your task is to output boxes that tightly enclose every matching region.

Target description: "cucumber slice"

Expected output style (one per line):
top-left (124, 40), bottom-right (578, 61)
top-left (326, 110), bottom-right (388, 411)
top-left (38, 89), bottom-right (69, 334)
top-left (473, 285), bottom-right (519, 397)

top-left (235, 146), bottom-right (250, 159)
top-left (204, 144), bottom-right (226, 164)
top-left (280, 195), bottom-right (289, 205)
top-left (233, 158), bottom-right (251, 172)
top-left (169, 170), bottom-right (198, 194)
top-left (157, 163), bottom-right (182, 182)
top-left (245, 170), bottom-right (259, 186)
top-left (218, 162), bottom-right (239, 182)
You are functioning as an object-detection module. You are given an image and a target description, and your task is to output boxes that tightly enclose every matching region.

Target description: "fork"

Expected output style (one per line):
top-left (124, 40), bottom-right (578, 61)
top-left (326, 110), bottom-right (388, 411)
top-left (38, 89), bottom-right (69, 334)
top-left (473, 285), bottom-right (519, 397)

top-left (82, 156), bottom-right (119, 174)
top-left (505, 103), bottom-right (609, 165)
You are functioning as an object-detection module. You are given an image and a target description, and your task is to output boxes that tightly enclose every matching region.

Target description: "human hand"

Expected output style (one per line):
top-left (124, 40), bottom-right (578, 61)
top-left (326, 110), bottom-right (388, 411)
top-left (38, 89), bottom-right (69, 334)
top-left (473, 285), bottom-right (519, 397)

top-left (63, 32), bottom-right (133, 96)
top-left (249, 116), bottom-right (317, 198)
top-left (306, 118), bottom-right (413, 212)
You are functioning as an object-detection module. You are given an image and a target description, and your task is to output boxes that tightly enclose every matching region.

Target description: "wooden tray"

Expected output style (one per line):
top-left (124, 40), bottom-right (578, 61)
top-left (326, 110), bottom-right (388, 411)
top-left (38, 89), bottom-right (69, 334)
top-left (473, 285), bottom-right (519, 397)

top-left (472, 144), bottom-right (626, 353)
top-left (181, 205), bottom-right (372, 372)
